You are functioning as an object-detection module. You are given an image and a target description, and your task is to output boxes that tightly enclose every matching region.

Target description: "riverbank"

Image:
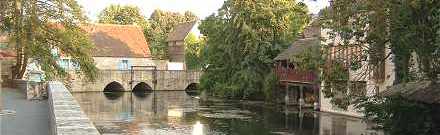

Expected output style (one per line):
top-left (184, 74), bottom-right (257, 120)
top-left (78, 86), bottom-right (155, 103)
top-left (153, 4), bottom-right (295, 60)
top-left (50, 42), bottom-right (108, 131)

top-left (1, 87), bottom-right (50, 135)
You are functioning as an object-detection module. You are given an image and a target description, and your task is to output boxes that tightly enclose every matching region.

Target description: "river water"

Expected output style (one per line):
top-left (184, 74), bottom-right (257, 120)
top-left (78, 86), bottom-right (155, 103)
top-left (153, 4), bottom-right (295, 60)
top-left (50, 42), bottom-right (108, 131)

top-left (72, 91), bottom-right (384, 135)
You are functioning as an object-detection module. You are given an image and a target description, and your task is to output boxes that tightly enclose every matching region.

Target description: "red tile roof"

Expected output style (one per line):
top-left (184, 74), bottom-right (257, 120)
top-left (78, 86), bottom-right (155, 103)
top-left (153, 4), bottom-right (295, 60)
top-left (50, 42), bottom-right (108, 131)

top-left (0, 50), bottom-right (16, 60)
top-left (0, 24), bottom-right (152, 58)
top-left (83, 24), bottom-right (151, 58)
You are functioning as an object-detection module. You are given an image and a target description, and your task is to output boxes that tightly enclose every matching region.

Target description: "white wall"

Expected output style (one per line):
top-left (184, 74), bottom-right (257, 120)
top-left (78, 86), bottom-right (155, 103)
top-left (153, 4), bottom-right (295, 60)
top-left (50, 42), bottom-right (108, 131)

top-left (93, 57), bottom-right (168, 70)
top-left (319, 27), bottom-right (396, 117)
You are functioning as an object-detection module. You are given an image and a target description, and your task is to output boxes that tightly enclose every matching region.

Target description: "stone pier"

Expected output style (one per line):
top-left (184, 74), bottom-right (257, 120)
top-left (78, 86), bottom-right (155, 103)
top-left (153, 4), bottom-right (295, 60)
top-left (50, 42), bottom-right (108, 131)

top-left (48, 81), bottom-right (100, 135)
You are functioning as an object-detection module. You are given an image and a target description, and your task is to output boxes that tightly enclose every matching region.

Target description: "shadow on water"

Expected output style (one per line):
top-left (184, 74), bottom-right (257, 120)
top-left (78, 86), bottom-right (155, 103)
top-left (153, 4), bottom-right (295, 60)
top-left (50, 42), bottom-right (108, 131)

top-left (103, 91), bottom-right (124, 100)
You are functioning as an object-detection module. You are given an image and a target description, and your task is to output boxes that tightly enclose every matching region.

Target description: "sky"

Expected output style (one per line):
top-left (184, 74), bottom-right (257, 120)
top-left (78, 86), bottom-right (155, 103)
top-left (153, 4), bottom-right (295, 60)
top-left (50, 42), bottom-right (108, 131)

top-left (77, 0), bottom-right (330, 21)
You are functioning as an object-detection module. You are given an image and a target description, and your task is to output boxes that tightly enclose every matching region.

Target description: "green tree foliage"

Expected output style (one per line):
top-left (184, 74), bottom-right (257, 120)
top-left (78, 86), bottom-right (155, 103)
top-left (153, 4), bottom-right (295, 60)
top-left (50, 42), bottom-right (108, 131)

top-left (356, 95), bottom-right (436, 135)
top-left (184, 33), bottom-right (205, 70)
top-left (97, 4), bottom-right (148, 26)
top-left (322, 0), bottom-right (440, 134)
top-left (0, 0), bottom-right (98, 80)
top-left (199, 0), bottom-right (309, 99)
top-left (292, 44), bottom-right (321, 73)
top-left (144, 9), bottom-right (198, 59)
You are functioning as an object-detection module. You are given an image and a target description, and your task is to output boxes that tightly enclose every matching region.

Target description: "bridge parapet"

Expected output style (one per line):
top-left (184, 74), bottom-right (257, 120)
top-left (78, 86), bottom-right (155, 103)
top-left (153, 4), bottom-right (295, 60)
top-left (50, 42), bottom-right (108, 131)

top-left (68, 70), bottom-right (202, 92)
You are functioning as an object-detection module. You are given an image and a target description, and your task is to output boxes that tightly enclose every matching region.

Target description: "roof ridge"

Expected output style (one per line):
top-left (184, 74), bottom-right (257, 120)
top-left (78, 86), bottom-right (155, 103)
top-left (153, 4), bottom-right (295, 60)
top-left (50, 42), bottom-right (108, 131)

top-left (88, 23), bottom-right (142, 28)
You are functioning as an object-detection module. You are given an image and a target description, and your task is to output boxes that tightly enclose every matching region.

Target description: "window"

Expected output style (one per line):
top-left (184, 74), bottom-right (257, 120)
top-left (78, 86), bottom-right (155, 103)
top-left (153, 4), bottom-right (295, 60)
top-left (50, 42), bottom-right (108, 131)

top-left (120, 60), bottom-right (129, 70)
top-left (0, 42), bottom-right (7, 49)
top-left (58, 59), bottom-right (70, 69)
top-left (349, 81), bottom-right (367, 97)
top-left (71, 61), bottom-right (80, 70)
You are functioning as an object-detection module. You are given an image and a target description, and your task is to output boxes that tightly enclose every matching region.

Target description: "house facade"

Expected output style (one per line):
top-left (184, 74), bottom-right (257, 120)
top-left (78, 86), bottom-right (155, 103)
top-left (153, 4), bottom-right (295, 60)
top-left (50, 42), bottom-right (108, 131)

top-left (320, 24), bottom-right (396, 117)
top-left (58, 24), bottom-right (167, 71)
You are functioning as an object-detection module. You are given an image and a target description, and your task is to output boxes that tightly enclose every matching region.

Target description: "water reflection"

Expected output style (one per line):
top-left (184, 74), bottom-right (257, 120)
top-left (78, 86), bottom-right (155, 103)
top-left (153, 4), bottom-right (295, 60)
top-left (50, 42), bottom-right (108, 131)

top-left (72, 92), bottom-right (383, 135)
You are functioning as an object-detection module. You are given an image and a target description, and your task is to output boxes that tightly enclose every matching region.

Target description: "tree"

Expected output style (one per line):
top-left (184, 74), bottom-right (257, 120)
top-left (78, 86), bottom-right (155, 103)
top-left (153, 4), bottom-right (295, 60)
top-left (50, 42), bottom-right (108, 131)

top-left (97, 4), bottom-right (148, 26)
top-left (184, 33), bottom-right (206, 70)
top-left (144, 9), bottom-right (198, 59)
top-left (199, 0), bottom-right (309, 99)
top-left (0, 0), bottom-right (98, 80)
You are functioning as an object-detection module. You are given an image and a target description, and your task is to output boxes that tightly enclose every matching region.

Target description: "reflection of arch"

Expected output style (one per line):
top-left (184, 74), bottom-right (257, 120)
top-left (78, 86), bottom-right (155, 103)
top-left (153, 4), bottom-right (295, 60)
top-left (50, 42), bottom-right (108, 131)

top-left (104, 81), bottom-right (125, 92)
top-left (104, 92), bottom-right (124, 100)
top-left (185, 83), bottom-right (199, 96)
top-left (132, 82), bottom-right (153, 93)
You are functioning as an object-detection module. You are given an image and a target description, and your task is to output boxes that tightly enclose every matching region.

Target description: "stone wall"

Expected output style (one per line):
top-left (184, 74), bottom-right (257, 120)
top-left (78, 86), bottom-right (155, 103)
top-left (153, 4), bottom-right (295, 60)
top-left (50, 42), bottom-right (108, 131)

top-left (93, 57), bottom-right (168, 70)
top-left (13, 79), bottom-right (47, 100)
top-left (47, 81), bottom-right (100, 135)
top-left (168, 41), bottom-right (185, 62)
top-left (1, 60), bottom-right (14, 87)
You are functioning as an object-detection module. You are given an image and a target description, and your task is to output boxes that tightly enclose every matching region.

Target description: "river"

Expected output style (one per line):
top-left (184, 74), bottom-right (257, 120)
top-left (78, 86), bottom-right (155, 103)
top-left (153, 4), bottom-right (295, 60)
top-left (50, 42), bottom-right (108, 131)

top-left (72, 91), bottom-right (384, 135)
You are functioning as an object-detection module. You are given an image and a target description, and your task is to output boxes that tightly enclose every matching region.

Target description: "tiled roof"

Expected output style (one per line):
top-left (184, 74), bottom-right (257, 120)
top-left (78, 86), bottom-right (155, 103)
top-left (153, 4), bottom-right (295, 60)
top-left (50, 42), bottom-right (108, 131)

top-left (0, 50), bottom-right (16, 60)
top-left (166, 21), bottom-right (196, 42)
top-left (0, 24), bottom-right (152, 58)
top-left (83, 24), bottom-right (151, 58)
top-left (381, 81), bottom-right (440, 104)
top-left (274, 20), bottom-right (321, 61)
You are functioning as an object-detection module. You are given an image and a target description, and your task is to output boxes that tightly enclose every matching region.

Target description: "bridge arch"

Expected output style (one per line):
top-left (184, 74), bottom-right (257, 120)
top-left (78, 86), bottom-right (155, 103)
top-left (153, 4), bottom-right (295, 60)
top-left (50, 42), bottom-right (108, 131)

top-left (132, 82), bottom-right (153, 93)
top-left (185, 83), bottom-right (199, 96)
top-left (103, 81), bottom-right (125, 92)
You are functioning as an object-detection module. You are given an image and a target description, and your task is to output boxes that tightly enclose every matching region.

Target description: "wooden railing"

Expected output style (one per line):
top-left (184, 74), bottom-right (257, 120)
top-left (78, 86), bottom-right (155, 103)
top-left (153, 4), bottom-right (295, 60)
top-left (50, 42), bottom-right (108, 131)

top-left (274, 67), bottom-right (317, 84)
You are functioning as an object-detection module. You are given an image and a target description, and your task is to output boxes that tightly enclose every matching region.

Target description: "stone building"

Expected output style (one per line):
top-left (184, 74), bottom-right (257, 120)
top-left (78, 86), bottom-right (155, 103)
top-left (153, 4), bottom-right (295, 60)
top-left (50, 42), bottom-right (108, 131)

top-left (166, 21), bottom-right (198, 70)
top-left (58, 24), bottom-right (167, 71)
top-left (1, 22), bottom-right (202, 84)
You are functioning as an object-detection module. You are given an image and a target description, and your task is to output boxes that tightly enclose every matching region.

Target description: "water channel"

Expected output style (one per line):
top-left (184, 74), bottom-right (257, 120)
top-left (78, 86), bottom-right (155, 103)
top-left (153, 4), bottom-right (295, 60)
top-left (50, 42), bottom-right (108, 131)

top-left (72, 91), bottom-right (384, 135)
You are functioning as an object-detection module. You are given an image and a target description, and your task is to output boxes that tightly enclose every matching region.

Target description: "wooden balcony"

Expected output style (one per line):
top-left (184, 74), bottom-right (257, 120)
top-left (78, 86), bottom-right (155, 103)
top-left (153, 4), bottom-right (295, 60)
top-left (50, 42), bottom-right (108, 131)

top-left (274, 66), bottom-right (317, 84)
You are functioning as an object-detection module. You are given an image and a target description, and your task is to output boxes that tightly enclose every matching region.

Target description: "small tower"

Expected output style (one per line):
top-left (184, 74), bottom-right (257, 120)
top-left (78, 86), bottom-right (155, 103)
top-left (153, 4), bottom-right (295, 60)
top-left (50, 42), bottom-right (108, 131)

top-left (166, 21), bottom-right (197, 70)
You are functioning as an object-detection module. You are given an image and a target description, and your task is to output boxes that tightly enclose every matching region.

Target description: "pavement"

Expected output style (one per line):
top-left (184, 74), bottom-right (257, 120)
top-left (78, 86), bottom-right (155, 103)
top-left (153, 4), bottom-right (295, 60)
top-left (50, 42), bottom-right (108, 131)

top-left (0, 87), bottom-right (50, 135)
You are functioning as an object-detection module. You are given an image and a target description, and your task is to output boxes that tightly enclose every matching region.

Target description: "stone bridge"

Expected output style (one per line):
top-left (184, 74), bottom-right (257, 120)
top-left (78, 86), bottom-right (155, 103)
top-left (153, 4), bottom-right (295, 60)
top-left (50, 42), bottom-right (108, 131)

top-left (67, 70), bottom-right (202, 92)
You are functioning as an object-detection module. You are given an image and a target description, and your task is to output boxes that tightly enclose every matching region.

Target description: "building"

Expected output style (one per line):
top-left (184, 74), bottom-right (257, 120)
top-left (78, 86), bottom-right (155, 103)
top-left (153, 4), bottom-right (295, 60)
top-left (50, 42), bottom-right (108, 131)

top-left (1, 21), bottom-right (202, 83)
top-left (0, 34), bottom-right (15, 86)
top-left (58, 24), bottom-right (167, 71)
top-left (166, 21), bottom-right (198, 70)
top-left (273, 18), bottom-right (396, 117)
top-left (273, 21), bottom-right (320, 107)
top-left (320, 23), bottom-right (395, 117)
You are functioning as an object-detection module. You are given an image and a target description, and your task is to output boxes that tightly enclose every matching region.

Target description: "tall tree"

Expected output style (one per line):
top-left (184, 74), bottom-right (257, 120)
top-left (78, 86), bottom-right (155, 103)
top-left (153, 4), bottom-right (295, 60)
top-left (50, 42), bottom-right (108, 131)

top-left (184, 33), bottom-right (206, 70)
top-left (0, 0), bottom-right (98, 80)
top-left (199, 0), bottom-right (309, 99)
top-left (144, 9), bottom-right (198, 59)
top-left (97, 4), bottom-right (148, 26)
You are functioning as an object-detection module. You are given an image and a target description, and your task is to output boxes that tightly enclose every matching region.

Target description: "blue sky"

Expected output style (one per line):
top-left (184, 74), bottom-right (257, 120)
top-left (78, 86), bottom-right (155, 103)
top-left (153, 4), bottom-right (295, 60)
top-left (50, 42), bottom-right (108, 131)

top-left (77, 0), bottom-right (330, 21)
